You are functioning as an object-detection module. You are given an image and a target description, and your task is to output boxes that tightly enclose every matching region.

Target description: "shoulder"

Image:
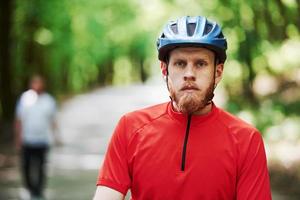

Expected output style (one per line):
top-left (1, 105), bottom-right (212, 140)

top-left (41, 93), bottom-right (56, 103)
top-left (216, 107), bottom-right (261, 140)
top-left (215, 108), bottom-right (266, 160)
top-left (121, 102), bottom-right (169, 133)
top-left (125, 102), bottom-right (168, 120)
top-left (42, 92), bottom-right (54, 99)
top-left (17, 90), bottom-right (36, 107)
top-left (19, 89), bottom-right (33, 100)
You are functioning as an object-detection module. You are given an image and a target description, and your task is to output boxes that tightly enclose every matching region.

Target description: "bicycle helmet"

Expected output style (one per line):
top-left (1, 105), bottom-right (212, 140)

top-left (157, 16), bottom-right (227, 63)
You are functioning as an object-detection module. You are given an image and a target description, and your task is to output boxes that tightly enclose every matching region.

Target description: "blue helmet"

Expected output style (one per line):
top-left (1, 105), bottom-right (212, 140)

top-left (157, 16), bottom-right (227, 63)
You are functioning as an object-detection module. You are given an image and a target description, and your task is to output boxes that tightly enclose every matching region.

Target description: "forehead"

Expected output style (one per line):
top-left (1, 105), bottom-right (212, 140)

top-left (169, 47), bottom-right (215, 60)
top-left (31, 77), bottom-right (44, 84)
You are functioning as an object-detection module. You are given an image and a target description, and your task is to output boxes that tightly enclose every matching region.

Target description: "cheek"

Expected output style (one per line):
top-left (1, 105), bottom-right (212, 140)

top-left (197, 76), bottom-right (210, 85)
top-left (168, 74), bottom-right (182, 88)
top-left (195, 71), bottom-right (214, 84)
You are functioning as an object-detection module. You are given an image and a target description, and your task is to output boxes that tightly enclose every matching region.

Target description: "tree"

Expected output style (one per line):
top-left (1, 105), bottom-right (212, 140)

top-left (0, 0), bottom-right (15, 139)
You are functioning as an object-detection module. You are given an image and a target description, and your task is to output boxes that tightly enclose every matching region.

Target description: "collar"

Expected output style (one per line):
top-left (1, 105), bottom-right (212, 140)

top-left (167, 101), bottom-right (219, 126)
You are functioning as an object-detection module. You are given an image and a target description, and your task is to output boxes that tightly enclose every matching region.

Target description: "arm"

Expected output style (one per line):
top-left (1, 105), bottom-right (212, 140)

top-left (50, 99), bottom-right (63, 146)
top-left (96, 116), bottom-right (131, 197)
top-left (14, 98), bottom-right (23, 151)
top-left (14, 118), bottom-right (22, 151)
top-left (93, 186), bottom-right (124, 200)
top-left (236, 131), bottom-right (272, 200)
top-left (51, 119), bottom-right (63, 146)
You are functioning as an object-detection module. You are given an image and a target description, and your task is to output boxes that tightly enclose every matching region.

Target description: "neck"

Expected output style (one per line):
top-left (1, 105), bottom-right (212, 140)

top-left (33, 89), bottom-right (44, 95)
top-left (193, 102), bottom-right (212, 115)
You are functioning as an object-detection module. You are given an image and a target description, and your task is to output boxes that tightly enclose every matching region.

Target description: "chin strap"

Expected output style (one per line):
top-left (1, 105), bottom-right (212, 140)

top-left (206, 59), bottom-right (218, 104)
top-left (165, 60), bottom-right (171, 92)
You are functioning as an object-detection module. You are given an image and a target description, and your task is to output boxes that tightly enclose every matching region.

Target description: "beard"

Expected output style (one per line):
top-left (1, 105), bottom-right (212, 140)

top-left (169, 81), bottom-right (215, 114)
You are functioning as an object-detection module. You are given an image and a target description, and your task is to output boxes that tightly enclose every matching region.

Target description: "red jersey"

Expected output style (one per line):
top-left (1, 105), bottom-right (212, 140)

top-left (97, 102), bottom-right (272, 200)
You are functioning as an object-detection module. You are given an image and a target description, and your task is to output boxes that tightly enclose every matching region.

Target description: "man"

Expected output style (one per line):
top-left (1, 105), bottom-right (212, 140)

top-left (15, 75), bottom-right (59, 200)
top-left (93, 16), bottom-right (272, 199)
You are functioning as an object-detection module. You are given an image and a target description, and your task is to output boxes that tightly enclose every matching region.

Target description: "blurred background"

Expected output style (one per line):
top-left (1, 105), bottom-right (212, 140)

top-left (0, 0), bottom-right (300, 199)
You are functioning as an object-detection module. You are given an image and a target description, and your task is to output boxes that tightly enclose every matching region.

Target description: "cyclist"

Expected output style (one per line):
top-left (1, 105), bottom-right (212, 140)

top-left (93, 16), bottom-right (272, 200)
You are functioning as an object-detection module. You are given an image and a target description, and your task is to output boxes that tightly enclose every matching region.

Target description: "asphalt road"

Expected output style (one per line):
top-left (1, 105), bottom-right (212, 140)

top-left (48, 82), bottom-right (169, 199)
top-left (1, 81), bottom-right (298, 199)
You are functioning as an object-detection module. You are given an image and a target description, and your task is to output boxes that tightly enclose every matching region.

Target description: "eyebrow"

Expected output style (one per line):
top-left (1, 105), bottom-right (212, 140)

top-left (173, 58), bottom-right (186, 62)
top-left (172, 57), bottom-right (209, 62)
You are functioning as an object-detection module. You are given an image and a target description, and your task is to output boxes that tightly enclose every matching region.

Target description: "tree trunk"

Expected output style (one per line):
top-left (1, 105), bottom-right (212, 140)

top-left (261, 0), bottom-right (278, 41)
top-left (238, 31), bottom-right (258, 106)
top-left (0, 0), bottom-right (15, 140)
top-left (139, 57), bottom-right (147, 83)
top-left (296, 0), bottom-right (300, 31)
top-left (274, 0), bottom-right (289, 39)
top-left (98, 58), bottom-right (114, 86)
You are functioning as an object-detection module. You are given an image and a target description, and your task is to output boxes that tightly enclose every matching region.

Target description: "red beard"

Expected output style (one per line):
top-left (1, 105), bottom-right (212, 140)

top-left (169, 81), bottom-right (214, 114)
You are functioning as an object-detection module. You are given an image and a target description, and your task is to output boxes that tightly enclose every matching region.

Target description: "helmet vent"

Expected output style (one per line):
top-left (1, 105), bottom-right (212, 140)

top-left (217, 32), bottom-right (224, 38)
top-left (203, 24), bottom-right (213, 35)
top-left (170, 24), bottom-right (178, 34)
top-left (187, 23), bottom-right (196, 36)
top-left (157, 16), bottom-right (227, 62)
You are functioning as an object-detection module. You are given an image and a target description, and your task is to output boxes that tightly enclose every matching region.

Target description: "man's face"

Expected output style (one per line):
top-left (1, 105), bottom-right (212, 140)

top-left (162, 47), bottom-right (223, 114)
top-left (30, 76), bottom-right (45, 94)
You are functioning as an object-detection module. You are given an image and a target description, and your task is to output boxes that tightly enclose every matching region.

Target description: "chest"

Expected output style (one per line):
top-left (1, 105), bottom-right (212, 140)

top-left (128, 124), bottom-right (237, 199)
top-left (21, 97), bottom-right (53, 119)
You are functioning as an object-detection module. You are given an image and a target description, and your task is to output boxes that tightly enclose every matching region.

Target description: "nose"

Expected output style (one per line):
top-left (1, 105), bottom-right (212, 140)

top-left (183, 65), bottom-right (196, 81)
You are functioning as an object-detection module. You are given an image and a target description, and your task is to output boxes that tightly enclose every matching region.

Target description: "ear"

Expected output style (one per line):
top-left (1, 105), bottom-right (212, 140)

top-left (214, 63), bottom-right (224, 85)
top-left (161, 62), bottom-right (167, 76)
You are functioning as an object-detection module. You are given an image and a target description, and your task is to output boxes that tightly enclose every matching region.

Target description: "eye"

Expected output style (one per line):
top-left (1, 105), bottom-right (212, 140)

top-left (196, 60), bottom-right (208, 68)
top-left (174, 60), bottom-right (186, 67)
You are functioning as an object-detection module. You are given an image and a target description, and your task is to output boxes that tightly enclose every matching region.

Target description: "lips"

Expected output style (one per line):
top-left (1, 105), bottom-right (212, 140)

top-left (181, 85), bottom-right (199, 91)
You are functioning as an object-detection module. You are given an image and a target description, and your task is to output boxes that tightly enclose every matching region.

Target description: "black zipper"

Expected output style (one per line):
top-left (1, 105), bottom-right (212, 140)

top-left (181, 114), bottom-right (192, 171)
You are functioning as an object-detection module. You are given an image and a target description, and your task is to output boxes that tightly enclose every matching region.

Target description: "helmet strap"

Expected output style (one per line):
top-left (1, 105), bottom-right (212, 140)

top-left (206, 60), bottom-right (217, 105)
top-left (165, 58), bottom-right (171, 94)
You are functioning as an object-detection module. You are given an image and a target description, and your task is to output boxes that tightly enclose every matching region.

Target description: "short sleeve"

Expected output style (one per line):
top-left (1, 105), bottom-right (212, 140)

top-left (49, 95), bottom-right (57, 119)
top-left (96, 115), bottom-right (131, 195)
top-left (15, 98), bottom-right (22, 119)
top-left (236, 131), bottom-right (272, 200)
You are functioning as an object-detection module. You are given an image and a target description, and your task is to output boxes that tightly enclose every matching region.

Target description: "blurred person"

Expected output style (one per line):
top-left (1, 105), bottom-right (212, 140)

top-left (93, 16), bottom-right (272, 200)
top-left (15, 75), bottom-right (60, 200)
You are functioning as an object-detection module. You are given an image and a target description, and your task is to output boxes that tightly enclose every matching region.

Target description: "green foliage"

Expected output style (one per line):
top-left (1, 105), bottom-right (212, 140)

top-left (2, 0), bottom-right (300, 134)
top-left (11, 0), bottom-right (154, 93)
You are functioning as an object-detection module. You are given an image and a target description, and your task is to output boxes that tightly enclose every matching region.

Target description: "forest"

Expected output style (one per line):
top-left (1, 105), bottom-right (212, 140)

top-left (1, 1), bottom-right (300, 143)
top-left (1, 0), bottom-right (300, 198)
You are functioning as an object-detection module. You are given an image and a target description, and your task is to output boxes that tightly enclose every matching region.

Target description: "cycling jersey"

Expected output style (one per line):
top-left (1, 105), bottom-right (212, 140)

top-left (97, 102), bottom-right (271, 200)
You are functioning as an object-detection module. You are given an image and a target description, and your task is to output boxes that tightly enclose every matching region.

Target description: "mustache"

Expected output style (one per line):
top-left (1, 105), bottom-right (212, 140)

top-left (180, 83), bottom-right (199, 91)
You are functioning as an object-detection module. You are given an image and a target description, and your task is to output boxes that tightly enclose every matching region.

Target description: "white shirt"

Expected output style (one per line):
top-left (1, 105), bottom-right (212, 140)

top-left (16, 90), bottom-right (56, 146)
